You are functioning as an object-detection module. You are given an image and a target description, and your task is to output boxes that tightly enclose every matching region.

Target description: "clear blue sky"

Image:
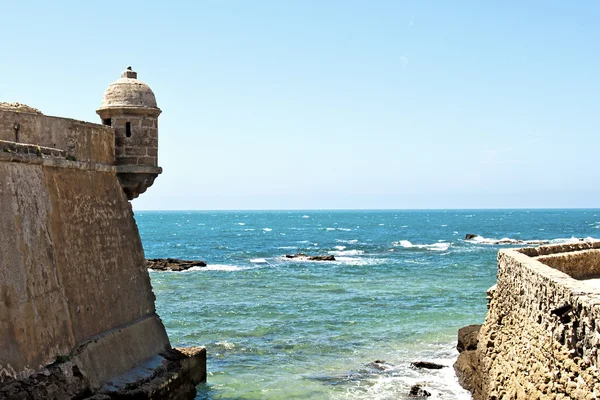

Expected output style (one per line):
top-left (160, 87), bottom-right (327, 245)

top-left (2, 1), bottom-right (599, 209)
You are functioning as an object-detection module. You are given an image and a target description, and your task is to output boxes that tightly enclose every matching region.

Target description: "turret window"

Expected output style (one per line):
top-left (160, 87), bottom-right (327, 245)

top-left (126, 122), bottom-right (132, 137)
top-left (102, 118), bottom-right (111, 126)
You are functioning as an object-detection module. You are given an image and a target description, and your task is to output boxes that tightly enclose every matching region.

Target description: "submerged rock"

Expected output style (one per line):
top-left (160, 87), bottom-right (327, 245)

top-left (284, 253), bottom-right (336, 261)
top-left (146, 258), bottom-right (207, 271)
top-left (411, 361), bottom-right (446, 370)
top-left (409, 384), bottom-right (431, 397)
top-left (368, 360), bottom-right (392, 371)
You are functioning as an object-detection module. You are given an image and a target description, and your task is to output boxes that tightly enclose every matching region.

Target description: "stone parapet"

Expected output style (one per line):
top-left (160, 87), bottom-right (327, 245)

top-left (0, 109), bottom-right (114, 164)
top-left (468, 244), bottom-right (600, 399)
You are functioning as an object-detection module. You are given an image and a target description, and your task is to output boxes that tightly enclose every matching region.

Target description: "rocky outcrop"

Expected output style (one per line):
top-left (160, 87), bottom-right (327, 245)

top-left (146, 258), bottom-right (207, 271)
top-left (284, 254), bottom-right (336, 261)
top-left (409, 383), bottom-right (431, 397)
top-left (454, 324), bottom-right (482, 398)
top-left (410, 361), bottom-right (446, 370)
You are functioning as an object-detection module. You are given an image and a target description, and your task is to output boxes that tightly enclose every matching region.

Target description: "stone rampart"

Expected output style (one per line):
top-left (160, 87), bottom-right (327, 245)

top-left (0, 107), bottom-right (205, 398)
top-left (472, 243), bottom-right (600, 399)
top-left (0, 109), bottom-right (114, 164)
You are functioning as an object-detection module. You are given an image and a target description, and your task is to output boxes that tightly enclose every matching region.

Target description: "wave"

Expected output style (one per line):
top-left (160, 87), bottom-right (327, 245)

top-left (263, 228), bottom-right (273, 232)
top-left (249, 258), bottom-right (269, 265)
top-left (301, 215), bottom-right (310, 219)
top-left (334, 256), bottom-right (384, 266)
top-left (337, 239), bottom-right (359, 244)
top-left (392, 240), bottom-right (450, 252)
top-left (187, 264), bottom-right (248, 272)
top-left (465, 235), bottom-right (597, 246)
top-left (328, 249), bottom-right (365, 256)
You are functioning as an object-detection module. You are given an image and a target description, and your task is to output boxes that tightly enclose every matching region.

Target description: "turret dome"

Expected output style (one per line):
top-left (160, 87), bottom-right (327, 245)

top-left (98, 67), bottom-right (159, 110)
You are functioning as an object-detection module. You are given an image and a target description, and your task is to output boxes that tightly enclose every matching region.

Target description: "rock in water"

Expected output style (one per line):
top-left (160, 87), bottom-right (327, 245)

top-left (410, 361), bottom-right (446, 369)
top-left (465, 234), bottom-right (478, 240)
top-left (146, 258), bottom-right (207, 271)
top-left (284, 253), bottom-right (336, 261)
top-left (409, 384), bottom-right (431, 397)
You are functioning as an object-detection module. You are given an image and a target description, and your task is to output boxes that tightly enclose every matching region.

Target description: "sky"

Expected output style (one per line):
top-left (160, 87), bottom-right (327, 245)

top-left (1, 1), bottom-right (599, 210)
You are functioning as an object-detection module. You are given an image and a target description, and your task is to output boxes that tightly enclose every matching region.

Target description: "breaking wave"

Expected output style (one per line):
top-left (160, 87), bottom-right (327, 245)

top-left (392, 240), bottom-right (450, 252)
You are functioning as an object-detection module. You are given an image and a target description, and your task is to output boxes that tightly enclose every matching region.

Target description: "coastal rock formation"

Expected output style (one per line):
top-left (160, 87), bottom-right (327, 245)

top-left (453, 325), bottom-right (482, 397)
top-left (285, 253), bottom-right (336, 261)
top-left (147, 258), bottom-right (207, 271)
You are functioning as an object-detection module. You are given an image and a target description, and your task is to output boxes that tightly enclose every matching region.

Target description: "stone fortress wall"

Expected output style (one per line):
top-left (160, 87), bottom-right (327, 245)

top-left (459, 241), bottom-right (600, 399)
top-left (0, 68), bottom-right (205, 400)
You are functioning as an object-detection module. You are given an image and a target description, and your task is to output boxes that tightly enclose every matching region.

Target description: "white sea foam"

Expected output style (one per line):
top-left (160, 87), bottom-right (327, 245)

top-left (263, 228), bottom-right (272, 232)
top-left (337, 239), bottom-right (359, 244)
top-left (237, 222), bottom-right (245, 226)
top-left (215, 340), bottom-right (235, 350)
top-left (250, 258), bottom-right (268, 265)
top-left (465, 235), bottom-right (597, 246)
top-left (335, 344), bottom-right (470, 400)
top-left (328, 249), bottom-right (365, 256)
top-left (301, 215), bottom-right (310, 218)
top-left (392, 240), bottom-right (450, 251)
top-left (334, 256), bottom-right (384, 266)
top-left (244, 228), bottom-right (255, 231)
top-left (188, 264), bottom-right (247, 272)
top-left (326, 227), bottom-right (336, 231)
top-left (334, 245), bottom-right (346, 251)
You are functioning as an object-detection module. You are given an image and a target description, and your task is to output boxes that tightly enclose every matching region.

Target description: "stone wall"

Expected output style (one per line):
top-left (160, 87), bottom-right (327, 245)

top-left (0, 110), bottom-right (114, 164)
top-left (0, 159), bottom-right (170, 386)
top-left (474, 244), bottom-right (600, 399)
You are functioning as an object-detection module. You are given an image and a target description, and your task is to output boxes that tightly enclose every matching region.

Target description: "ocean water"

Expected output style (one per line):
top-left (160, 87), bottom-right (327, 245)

top-left (136, 209), bottom-right (600, 400)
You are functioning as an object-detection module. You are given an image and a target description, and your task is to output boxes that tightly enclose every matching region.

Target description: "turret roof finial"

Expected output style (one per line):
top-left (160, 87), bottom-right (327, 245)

top-left (122, 66), bottom-right (137, 79)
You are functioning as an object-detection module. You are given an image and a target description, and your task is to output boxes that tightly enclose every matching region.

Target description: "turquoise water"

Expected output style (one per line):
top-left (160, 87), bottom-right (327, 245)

top-left (137, 209), bottom-right (600, 399)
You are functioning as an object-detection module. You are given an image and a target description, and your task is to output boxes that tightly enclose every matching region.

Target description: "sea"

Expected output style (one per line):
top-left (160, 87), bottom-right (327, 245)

top-left (136, 209), bottom-right (600, 400)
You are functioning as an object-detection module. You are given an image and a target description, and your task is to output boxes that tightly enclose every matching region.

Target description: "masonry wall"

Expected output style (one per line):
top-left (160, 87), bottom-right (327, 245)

top-left (0, 151), bottom-right (170, 388)
top-left (476, 244), bottom-right (600, 399)
top-left (0, 110), bottom-right (114, 164)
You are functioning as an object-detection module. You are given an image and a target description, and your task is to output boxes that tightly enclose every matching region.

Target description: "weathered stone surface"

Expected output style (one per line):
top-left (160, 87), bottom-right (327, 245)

top-left (284, 253), bottom-right (336, 261)
top-left (0, 110), bottom-right (114, 163)
top-left (0, 162), bottom-right (170, 386)
top-left (410, 361), bottom-right (446, 370)
top-left (467, 244), bottom-right (600, 399)
top-left (147, 258), bottom-right (208, 272)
